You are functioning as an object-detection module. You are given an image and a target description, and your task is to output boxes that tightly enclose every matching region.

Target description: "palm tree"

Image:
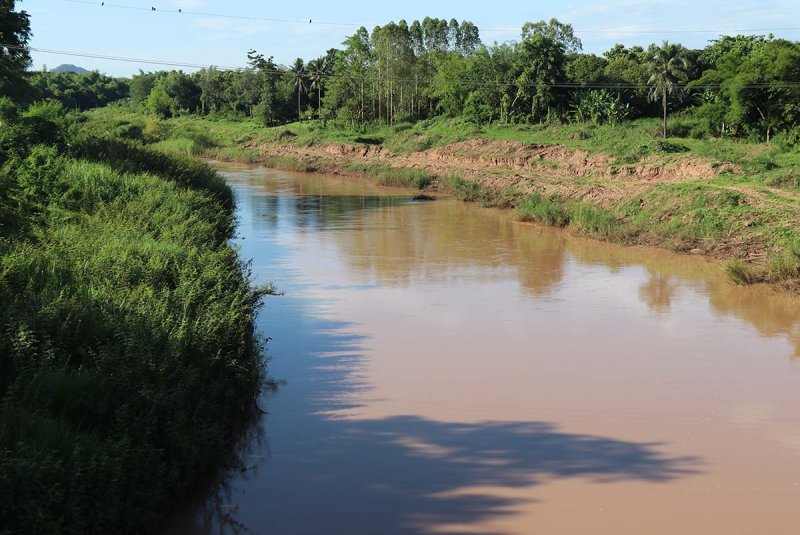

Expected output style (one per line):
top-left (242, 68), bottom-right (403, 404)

top-left (307, 57), bottom-right (330, 119)
top-left (289, 58), bottom-right (307, 120)
top-left (647, 41), bottom-right (689, 138)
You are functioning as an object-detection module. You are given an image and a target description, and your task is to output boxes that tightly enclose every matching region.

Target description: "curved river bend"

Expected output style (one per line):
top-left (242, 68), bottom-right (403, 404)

top-left (166, 163), bottom-right (800, 535)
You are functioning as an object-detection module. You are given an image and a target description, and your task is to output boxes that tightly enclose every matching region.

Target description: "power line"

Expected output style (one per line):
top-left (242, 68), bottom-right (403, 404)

top-left (65, 0), bottom-right (800, 36)
top-left (18, 43), bottom-right (800, 91)
top-left (65, 0), bottom-right (362, 27)
top-left (25, 44), bottom-right (240, 71)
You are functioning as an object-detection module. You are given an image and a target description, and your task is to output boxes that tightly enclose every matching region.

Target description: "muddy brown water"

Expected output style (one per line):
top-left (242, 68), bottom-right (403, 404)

top-left (165, 163), bottom-right (800, 535)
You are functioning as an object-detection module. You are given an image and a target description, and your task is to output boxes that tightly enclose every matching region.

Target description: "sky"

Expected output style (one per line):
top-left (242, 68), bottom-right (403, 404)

top-left (21, 0), bottom-right (800, 76)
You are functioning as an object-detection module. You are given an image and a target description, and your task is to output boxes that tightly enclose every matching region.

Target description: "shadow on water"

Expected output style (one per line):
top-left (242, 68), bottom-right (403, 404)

top-left (165, 169), bottom-right (717, 534)
top-left (172, 307), bottom-right (701, 535)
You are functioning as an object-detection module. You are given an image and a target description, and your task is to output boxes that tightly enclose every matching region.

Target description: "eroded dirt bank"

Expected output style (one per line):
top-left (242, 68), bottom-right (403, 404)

top-left (251, 138), bottom-right (739, 205)
top-left (238, 138), bottom-right (799, 292)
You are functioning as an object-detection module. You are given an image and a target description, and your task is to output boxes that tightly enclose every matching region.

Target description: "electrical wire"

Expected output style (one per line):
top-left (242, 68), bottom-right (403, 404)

top-left (15, 43), bottom-right (800, 91)
top-left (64, 0), bottom-right (800, 36)
top-left (65, 0), bottom-right (362, 27)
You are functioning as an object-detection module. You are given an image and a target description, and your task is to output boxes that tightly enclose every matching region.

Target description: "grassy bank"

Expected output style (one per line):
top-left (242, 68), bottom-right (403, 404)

top-left (0, 105), bottom-right (269, 533)
top-left (81, 107), bottom-right (800, 291)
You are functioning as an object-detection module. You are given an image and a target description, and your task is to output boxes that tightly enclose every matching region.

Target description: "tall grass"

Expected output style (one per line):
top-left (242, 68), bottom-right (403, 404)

top-left (516, 193), bottom-right (570, 227)
top-left (515, 193), bottom-right (621, 238)
top-left (0, 134), bottom-right (268, 533)
top-left (768, 240), bottom-right (800, 280)
top-left (439, 174), bottom-right (518, 207)
top-left (345, 163), bottom-right (432, 189)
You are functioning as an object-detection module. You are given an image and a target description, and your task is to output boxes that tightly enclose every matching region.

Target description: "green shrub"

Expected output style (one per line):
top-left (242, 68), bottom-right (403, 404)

top-left (440, 174), bottom-right (483, 202)
top-left (653, 140), bottom-right (690, 153)
top-left (354, 135), bottom-right (384, 145)
top-left (570, 203), bottom-right (618, 237)
top-left (516, 193), bottom-right (570, 227)
top-left (113, 122), bottom-right (144, 140)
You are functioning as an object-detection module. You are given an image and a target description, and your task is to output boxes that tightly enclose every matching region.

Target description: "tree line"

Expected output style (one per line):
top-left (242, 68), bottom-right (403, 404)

top-left (15, 17), bottom-right (800, 141)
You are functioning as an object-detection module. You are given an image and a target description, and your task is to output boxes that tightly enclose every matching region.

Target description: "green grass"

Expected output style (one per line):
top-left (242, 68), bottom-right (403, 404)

top-left (514, 192), bottom-right (622, 239)
top-left (80, 107), bottom-right (800, 290)
top-left (1, 124), bottom-right (269, 533)
top-left (343, 163), bottom-right (432, 189)
top-left (768, 240), bottom-right (800, 280)
top-left (439, 174), bottom-right (518, 207)
top-left (570, 203), bottom-right (619, 238)
top-left (516, 193), bottom-right (571, 227)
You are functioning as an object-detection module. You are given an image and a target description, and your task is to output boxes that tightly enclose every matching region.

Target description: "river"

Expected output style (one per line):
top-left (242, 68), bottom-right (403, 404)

top-left (165, 163), bottom-right (800, 535)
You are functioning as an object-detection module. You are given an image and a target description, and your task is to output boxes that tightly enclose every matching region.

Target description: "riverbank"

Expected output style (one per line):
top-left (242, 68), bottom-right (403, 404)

top-left (86, 109), bottom-right (800, 292)
top-left (0, 107), bottom-right (270, 533)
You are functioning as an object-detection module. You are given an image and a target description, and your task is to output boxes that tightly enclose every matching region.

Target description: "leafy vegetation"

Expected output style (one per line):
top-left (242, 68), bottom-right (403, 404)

top-left (0, 4), bottom-right (270, 531)
top-left (37, 16), bottom-right (795, 149)
top-left (344, 163), bottom-right (432, 189)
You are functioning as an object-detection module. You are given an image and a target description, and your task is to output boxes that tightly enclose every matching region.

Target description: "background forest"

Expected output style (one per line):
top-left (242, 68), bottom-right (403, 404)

top-left (16, 17), bottom-right (800, 143)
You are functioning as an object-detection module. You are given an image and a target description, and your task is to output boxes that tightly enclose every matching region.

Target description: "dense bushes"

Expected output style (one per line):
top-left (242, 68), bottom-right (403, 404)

top-left (0, 105), bottom-right (268, 533)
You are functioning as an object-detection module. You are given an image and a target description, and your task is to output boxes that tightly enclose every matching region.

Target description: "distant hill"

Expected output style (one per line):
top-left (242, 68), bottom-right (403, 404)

top-left (50, 64), bottom-right (90, 74)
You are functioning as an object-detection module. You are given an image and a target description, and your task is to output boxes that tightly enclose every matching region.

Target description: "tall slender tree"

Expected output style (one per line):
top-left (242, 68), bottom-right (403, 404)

top-left (647, 41), bottom-right (690, 138)
top-left (288, 58), bottom-right (307, 120)
top-left (308, 57), bottom-right (330, 118)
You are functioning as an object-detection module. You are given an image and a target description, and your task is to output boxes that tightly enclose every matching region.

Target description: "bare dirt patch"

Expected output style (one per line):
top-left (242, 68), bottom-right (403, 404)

top-left (255, 138), bottom-right (738, 207)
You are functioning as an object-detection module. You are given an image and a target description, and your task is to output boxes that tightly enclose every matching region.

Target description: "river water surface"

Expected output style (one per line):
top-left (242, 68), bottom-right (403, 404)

top-left (167, 163), bottom-right (800, 535)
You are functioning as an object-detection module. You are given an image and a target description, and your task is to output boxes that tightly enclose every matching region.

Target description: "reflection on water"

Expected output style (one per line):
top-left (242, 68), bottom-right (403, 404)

top-left (165, 164), bottom-right (800, 535)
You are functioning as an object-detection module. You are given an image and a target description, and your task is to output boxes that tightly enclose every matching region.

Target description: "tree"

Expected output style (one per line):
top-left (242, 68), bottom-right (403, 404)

top-left (246, 52), bottom-right (281, 125)
top-left (515, 27), bottom-right (569, 122)
top-left (307, 56), bottom-right (330, 118)
top-left (647, 41), bottom-right (690, 138)
top-left (130, 71), bottom-right (161, 105)
top-left (195, 67), bottom-right (226, 114)
top-left (326, 28), bottom-right (372, 126)
top-left (458, 21), bottom-right (481, 54)
top-left (521, 18), bottom-right (582, 54)
top-left (146, 81), bottom-right (172, 118)
top-left (694, 39), bottom-right (800, 141)
top-left (288, 58), bottom-right (307, 120)
top-left (27, 71), bottom-right (129, 111)
top-left (566, 54), bottom-right (607, 85)
top-left (698, 34), bottom-right (772, 72)
top-left (0, 0), bottom-right (32, 100)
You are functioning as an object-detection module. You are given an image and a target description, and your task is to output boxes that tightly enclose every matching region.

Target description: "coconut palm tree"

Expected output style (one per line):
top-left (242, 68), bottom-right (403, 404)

top-left (647, 41), bottom-right (690, 138)
top-left (289, 58), bottom-right (307, 120)
top-left (308, 57), bottom-right (330, 119)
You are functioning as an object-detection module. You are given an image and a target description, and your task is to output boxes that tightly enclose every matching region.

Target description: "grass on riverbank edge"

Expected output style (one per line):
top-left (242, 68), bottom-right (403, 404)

top-left (1, 129), bottom-right (271, 533)
top-left (439, 174), bottom-right (800, 289)
top-left (84, 107), bottom-right (800, 196)
top-left (79, 108), bottom-right (800, 291)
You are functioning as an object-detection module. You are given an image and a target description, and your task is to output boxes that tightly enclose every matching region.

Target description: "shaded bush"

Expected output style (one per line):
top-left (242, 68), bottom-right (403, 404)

top-left (354, 135), bottom-right (384, 145)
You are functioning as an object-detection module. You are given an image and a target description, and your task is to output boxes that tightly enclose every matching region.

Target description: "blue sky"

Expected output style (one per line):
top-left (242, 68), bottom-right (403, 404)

top-left (22, 0), bottom-right (800, 76)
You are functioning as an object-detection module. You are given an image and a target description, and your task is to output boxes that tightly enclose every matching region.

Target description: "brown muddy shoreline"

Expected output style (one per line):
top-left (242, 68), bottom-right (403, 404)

top-left (211, 138), bottom-right (799, 295)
